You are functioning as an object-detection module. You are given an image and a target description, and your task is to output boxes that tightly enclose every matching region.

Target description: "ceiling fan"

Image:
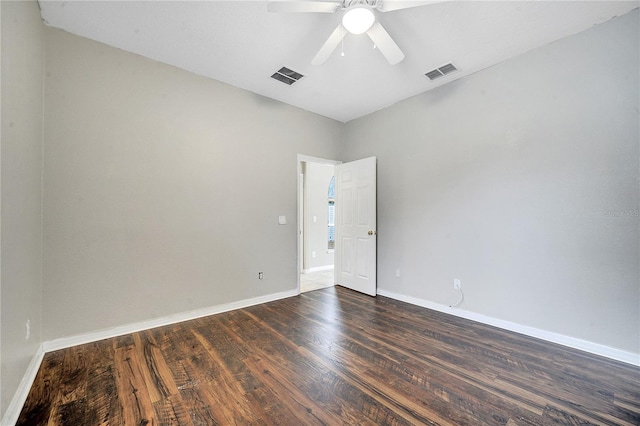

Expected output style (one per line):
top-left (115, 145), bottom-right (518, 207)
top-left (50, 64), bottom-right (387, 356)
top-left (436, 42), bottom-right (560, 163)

top-left (268, 0), bottom-right (443, 65)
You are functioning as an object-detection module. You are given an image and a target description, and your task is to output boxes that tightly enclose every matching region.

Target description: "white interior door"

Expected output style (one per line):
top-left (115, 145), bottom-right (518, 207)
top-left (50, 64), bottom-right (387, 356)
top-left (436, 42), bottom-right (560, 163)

top-left (334, 157), bottom-right (377, 296)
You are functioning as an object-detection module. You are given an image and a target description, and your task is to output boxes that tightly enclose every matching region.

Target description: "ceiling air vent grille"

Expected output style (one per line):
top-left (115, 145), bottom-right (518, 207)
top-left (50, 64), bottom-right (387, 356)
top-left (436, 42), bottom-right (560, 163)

top-left (271, 67), bottom-right (304, 85)
top-left (425, 63), bottom-right (458, 80)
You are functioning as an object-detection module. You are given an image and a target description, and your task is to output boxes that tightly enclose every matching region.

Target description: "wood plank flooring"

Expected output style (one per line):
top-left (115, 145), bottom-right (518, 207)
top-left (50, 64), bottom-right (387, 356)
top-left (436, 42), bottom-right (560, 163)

top-left (18, 286), bottom-right (640, 425)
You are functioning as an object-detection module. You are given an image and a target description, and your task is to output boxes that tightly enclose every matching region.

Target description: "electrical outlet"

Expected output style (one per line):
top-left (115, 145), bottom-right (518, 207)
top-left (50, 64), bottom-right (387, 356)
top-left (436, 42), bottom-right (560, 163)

top-left (395, 269), bottom-right (401, 278)
top-left (454, 279), bottom-right (461, 290)
top-left (312, 251), bottom-right (316, 258)
top-left (258, 272), bottom-right (264, 280)
top-left (25, 320), bottom-right (31, 341)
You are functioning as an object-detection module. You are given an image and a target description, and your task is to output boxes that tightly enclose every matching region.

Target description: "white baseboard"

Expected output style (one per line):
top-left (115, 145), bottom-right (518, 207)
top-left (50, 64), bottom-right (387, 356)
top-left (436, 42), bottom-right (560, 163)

top-left (303, 265), bottom-right (334, 274)
top-left (4, 289), bottom-right (297, 425)
top-left (43, 289), bottom-right (298, 353)
top-left (377, 288), bottom-right (640, 367)
top-left (2, 344), bottom-right (45, 426)
top-left (7, 287), bottom-right (636, 426)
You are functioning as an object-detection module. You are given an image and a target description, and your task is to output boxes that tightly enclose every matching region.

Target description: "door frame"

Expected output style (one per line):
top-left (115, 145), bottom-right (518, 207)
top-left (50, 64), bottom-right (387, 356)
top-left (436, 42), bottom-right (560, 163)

top-left (296, 154), bottom-right (341, 294)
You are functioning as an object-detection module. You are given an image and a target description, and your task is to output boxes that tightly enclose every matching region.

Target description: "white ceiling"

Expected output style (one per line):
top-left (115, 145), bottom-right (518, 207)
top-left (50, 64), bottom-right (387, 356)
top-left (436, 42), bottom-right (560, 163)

top-left (38, 0), bottom-right (639, 122)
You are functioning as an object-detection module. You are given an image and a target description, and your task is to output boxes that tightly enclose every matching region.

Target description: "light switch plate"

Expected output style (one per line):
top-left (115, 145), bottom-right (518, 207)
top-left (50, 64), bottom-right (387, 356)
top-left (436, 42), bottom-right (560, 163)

top-left (278, 215), bottom-right (286, 225)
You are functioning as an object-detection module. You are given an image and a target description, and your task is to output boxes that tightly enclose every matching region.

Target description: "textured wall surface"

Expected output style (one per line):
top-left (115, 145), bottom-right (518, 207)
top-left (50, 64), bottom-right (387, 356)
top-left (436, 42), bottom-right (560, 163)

top-left (42, 28), bottom-right (342, 340)
top-left (343, 10), bottom-right (639, 354)
top-left (1, 0), bottom-right (44, 419)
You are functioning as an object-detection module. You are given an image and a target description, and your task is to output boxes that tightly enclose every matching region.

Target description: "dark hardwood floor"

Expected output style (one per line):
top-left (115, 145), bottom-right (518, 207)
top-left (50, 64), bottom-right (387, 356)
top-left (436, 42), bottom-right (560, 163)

top-left (18, 286), bottom-right (640, 425)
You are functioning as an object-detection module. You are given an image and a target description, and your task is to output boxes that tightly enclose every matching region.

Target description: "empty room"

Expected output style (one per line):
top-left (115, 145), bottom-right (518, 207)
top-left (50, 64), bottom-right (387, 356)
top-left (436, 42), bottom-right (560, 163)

top-left (1, 0), bottom-right (639, 424)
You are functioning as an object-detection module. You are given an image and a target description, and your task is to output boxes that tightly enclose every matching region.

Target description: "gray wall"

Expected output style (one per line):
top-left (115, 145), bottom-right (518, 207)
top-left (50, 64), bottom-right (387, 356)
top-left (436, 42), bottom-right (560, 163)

top-left (304, 162), bottom-right (335, 270)
top-left (42, 28), bottom-right (342, 341)
top-left (1, 0), bottom-right (44, 418)
top-left (343, 10), bottom-right (639, 354)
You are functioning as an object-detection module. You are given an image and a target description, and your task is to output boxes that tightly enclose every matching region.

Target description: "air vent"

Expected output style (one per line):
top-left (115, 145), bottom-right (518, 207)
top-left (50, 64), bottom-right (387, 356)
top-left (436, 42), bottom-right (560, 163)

top-left (271, 67), bottom-right (304, 85)
top-left (425, 63), bottom-right (458, 80)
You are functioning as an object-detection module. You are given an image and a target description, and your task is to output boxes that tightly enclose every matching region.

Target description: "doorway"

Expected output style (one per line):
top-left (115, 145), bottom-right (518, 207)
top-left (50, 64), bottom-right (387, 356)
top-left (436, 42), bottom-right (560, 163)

top-left (297, 155), bottom-right (378, 296)
top-left (297, 155), bottom-right (340, 293)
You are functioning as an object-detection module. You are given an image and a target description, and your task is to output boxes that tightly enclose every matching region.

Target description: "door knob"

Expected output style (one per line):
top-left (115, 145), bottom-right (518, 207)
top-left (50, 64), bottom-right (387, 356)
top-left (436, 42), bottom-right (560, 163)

top-left (368, 230), bottom-right (376, 236)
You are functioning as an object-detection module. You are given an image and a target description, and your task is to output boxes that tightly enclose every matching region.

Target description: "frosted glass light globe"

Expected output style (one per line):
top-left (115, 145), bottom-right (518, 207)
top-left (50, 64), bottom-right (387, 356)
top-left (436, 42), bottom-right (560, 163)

top-left (342, 6), bottom-right (375, 35)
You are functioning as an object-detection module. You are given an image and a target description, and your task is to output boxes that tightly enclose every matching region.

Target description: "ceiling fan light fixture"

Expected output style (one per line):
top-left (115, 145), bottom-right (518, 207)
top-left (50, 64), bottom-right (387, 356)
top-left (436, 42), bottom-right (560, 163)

top-left (342, 6), bottom-right (375, 34)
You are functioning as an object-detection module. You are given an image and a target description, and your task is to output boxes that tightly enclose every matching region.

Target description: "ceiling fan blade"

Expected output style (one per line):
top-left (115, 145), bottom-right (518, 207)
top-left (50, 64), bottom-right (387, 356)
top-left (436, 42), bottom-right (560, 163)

top-left (267, 1), bottom-right (341, 13)
top-left (312, 24), bottom-right (346, 65)
top-left (366, 22), bottom-right (405, 65)
top-left (377, 0), bottom-right (447, 13)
